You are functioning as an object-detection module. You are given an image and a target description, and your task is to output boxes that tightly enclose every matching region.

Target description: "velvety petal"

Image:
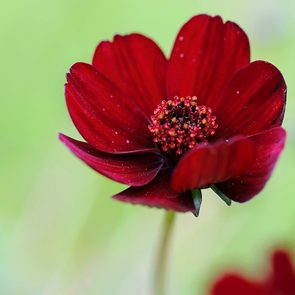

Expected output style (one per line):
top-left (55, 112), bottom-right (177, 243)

top-left (214, 61), bottom-right (287, 139)
top-left (92, 34), bottom-right (167, 116)
top-left (172, 136), bottom-right (255, 192)
top-left (211, 274), bottom-right (265, 295)
top-left (59, 134), bottom-right (163, 187)
top-left (66, 62), bottom-right (155, 154)
top-left (272, 250), bottom-right (295, 294)
top-left (113, 169), bottom-right (195, 212)
top-left (167, 14), bottom-right (250, 105)
top-left (215, 127), bottom-right (286, 202)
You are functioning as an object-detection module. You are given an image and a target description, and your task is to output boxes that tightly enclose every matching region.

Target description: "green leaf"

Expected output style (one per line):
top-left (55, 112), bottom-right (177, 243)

top-left (191, 189), bottom-right (202, 217)
top-left (211, 185), bottom-right (232, 206)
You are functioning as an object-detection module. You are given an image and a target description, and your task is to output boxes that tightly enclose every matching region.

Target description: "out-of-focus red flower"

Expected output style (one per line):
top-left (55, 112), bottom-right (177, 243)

top-left (211, 250), bottom-right (295, 295)
top-left (60, 14), bottom-right (286, 213)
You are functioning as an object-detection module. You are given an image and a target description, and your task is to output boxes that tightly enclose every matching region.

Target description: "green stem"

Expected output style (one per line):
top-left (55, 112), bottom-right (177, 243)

top-left (154, 211), bottom-right (176, 295)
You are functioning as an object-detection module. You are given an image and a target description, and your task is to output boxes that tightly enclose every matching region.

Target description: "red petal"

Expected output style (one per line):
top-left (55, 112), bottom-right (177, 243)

top-left (92, 34), bottom-right (167, 116)
top-left (113, 169), bottom-right (195, 212)
top-left (172, 136), bottom-right (255, 192)
top-left (167, 14), bottom-right (250, 104)
top-left (272, 250), bottom-right (295, 294)
top-left (211, 274), bottom-right (265, 295)
top-left (65, 62), bottom-right (156, 153)
top-left (215, 128), bottom-right (286, 202)
top-left (59, 134), bottom-right (163, 187)
top-left (215, 61), bottom-right (286, 139)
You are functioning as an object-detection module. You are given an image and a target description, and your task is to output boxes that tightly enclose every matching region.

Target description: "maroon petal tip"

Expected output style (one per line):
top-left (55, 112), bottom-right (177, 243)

top-left (59, 134), bottom-right (163, 187)
top-left (216, 127), bottom-right (286, 202)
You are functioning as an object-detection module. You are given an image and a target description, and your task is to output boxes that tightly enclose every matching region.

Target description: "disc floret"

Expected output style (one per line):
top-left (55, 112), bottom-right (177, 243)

top-left (149, 96), bottom-right (218, 157)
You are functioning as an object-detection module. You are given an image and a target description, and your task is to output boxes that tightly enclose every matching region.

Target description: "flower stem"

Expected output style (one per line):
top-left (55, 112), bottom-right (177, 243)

top-left (154, 210), bottom-right (176, 295)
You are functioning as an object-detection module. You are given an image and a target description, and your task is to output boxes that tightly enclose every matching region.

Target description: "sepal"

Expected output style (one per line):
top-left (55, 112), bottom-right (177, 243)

top-left (211, 185), bottom-right (232, 206)
top-left (192, 189), bottom-right (202, 217)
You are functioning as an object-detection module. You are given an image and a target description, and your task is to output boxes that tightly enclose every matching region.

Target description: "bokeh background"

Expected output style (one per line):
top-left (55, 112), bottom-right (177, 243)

top-left (1, 0), bottom-right (295, 294)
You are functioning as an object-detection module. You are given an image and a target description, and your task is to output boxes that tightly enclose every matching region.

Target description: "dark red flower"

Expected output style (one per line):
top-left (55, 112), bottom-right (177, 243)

top-left (211, 250), bottom-right (295, 295)
top-left (59, 14), bottom-right (286, 213)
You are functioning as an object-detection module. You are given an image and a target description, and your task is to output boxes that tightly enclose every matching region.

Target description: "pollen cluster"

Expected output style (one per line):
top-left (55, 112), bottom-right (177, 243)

top-left (149, 96), bottom-right (218, 157)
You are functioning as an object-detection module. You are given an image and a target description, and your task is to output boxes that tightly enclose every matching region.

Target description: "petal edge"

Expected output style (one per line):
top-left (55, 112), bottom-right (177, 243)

top-left (113, 169), bottom-right (195, 212)
top-left (172, 136), bottom-right (256, 192)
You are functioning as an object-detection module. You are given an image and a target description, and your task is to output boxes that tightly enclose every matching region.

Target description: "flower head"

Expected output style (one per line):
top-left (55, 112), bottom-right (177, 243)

top-left (211, 250), bottom-right (295, 295)
top-left (60, 14), bottom-right (286, 213)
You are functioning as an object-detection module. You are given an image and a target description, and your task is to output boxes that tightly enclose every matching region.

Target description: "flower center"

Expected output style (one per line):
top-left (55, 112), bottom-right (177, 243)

top-left (149, 96), bottom-right (218, 157)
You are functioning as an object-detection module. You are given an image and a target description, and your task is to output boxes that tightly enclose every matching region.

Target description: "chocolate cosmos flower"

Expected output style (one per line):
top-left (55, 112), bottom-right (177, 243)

top-left (60, 14), bottom-right (286, 214)
top-left (211, 250), bottom-right (295, 295)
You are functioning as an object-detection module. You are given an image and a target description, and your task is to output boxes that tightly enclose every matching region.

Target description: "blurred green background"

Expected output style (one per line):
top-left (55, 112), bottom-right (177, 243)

top-left (1, 0), bottom-right (295, 294)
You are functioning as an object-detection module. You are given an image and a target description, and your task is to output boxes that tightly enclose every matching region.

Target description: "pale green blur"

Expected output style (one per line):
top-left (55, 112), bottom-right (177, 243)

top-left (1, 0), bottom-right (295, 294)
